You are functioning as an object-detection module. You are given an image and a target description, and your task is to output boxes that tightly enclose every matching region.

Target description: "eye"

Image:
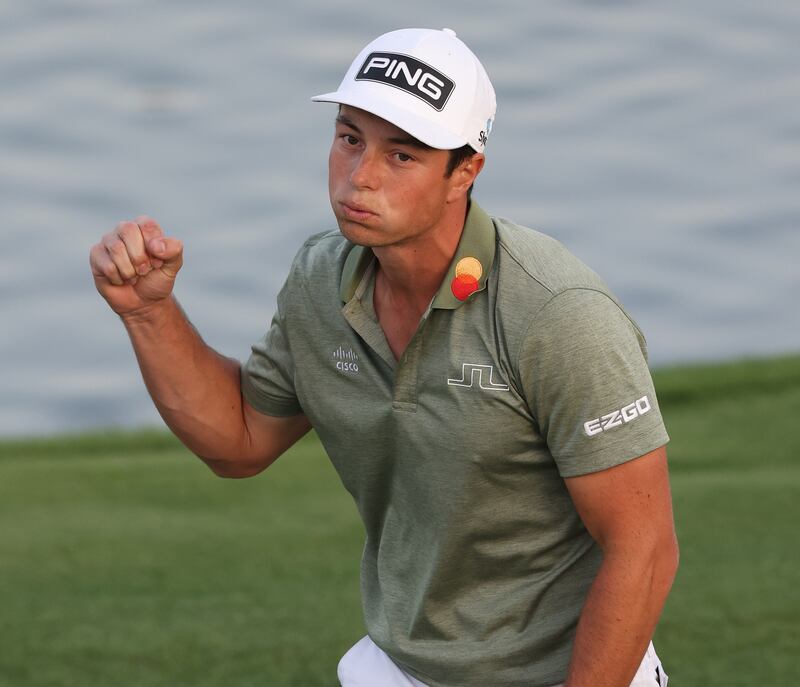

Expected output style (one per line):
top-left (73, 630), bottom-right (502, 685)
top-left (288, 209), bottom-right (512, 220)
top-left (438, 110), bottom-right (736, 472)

top-left (394, 151), bottom-right (413, 163)
top-left (341, 134), bottom-right (359, 146)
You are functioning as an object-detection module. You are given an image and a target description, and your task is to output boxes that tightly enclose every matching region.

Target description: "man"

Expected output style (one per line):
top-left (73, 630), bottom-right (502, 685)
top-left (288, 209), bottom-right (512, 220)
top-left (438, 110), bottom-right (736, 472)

top-left (90, 28), bottom-right (677, 687)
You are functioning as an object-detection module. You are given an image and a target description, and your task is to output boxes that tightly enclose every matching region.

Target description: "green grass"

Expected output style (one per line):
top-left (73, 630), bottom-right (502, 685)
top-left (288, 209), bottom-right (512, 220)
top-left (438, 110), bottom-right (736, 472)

top-left (0, 432), bottom-right (364, 687)
top-left (1, 354), bottom-right (798, 686)
top-left (651, 354), bottom-right (800, 686)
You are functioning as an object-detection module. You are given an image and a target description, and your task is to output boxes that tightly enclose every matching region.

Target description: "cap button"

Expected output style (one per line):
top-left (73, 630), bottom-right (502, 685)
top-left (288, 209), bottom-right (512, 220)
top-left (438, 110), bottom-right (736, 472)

top-left (442, 28), bottom-right (457, 37)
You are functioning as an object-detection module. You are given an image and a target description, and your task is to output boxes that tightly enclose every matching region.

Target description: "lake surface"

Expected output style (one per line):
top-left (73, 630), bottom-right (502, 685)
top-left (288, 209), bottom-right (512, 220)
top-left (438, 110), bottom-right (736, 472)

top-left (1, 0), bottom-right (799, 436)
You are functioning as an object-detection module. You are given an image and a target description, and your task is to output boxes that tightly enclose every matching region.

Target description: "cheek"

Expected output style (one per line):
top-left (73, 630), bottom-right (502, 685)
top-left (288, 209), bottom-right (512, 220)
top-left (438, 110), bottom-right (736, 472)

top-left (328, 149), bottom-right (346, 191)
top-left (401, 173), bottom-right (447, 207)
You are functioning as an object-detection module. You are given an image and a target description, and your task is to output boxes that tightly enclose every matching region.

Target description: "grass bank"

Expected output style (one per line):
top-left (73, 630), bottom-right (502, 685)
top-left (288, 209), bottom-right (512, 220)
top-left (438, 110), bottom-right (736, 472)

top-left (1, 355), bottom-right (798, 686)
top-left (651, 354), bottom-right (800, 685)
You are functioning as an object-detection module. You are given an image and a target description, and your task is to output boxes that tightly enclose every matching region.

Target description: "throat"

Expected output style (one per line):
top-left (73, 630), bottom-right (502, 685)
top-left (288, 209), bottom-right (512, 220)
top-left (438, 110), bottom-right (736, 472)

top-left (373, 268), bottom-right (431, 361)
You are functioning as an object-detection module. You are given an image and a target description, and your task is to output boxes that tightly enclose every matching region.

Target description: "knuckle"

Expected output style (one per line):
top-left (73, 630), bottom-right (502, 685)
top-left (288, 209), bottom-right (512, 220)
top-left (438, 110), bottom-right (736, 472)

top-left (107, 237), bottom-right (126, 256)
top-left (118, 222), bottom-right (141, 242)
top-left (100, 263), bottom-right (118, 280)
top-left (118, 262), bottom-right (136, 278)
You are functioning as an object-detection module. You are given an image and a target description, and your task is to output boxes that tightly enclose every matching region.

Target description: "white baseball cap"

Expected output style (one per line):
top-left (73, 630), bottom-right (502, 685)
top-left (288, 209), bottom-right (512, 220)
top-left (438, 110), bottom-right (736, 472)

top-left (312, 28), bottom-right (496, 152)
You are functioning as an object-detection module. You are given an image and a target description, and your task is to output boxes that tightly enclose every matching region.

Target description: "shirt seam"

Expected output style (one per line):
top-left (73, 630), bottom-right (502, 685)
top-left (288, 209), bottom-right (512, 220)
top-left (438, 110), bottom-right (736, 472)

top-left (496, 238), bottom-right (558, 297)
top-left (512, 287), bottom-right (639, 376)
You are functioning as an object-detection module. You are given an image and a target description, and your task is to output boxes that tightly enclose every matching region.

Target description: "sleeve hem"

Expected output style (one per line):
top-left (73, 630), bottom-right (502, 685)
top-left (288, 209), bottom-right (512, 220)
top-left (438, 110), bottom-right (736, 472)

top-left (555, 430), bottom-right (670, 478)
top-left (241, 370), bottom-right (303, 418)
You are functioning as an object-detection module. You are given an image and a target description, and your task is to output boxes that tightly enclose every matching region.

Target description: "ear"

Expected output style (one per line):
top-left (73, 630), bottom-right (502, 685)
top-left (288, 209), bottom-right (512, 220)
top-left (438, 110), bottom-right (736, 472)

top-left (446, 153), bottom-right (485, 202)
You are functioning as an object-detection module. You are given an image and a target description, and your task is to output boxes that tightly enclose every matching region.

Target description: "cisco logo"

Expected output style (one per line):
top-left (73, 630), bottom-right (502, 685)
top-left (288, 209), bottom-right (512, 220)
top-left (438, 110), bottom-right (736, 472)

top-left (332, 346), bottom-right (360, 374)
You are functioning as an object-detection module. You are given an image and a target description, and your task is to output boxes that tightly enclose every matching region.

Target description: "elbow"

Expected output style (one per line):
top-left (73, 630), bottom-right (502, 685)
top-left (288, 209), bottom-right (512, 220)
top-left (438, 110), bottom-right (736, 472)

top-left (606, 531), bottom-right (680, 598)
top-left (191, 431), bottom-right (277, 479)
top-left (200, 454), bottom-right (271, 479)
top-left (651, 532), bottom-right (680, 598)
top-left (666, 532), bottom-right (680, 584)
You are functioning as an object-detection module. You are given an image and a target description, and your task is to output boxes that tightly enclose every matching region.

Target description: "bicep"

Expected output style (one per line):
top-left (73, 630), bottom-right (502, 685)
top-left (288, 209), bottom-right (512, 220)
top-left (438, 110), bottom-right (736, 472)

top-left (230, 400), bottom-right (312, 477)
top-left (564, 445), bottom-right (677, 555)
top-left (243, 399), bottom-right (312, 460)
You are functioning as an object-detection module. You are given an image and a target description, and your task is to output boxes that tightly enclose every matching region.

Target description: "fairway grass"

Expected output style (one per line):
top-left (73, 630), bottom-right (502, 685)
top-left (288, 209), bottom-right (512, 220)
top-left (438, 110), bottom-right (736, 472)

top-left (652, 355), bottom-right (800, 686)
top-left (0, 433), bottom-right (364, 687)
top-left (1, 355), bottom-right (798, 686)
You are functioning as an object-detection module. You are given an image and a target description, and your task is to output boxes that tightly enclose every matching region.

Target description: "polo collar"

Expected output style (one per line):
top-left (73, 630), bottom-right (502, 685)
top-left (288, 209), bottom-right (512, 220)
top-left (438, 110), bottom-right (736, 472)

top-left (339, 201), bottom-right (497, 310)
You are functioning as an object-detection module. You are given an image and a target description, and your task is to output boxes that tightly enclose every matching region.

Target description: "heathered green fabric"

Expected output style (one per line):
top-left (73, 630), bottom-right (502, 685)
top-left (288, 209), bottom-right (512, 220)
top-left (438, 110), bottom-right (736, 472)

top-left (242, 202), bottom-right (669, 687)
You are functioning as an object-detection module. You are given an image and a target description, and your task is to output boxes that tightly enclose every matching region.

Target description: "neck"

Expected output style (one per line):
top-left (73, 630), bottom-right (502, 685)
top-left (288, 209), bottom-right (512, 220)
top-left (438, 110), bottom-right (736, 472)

top-left (373, 200), bottom-right (469, 314)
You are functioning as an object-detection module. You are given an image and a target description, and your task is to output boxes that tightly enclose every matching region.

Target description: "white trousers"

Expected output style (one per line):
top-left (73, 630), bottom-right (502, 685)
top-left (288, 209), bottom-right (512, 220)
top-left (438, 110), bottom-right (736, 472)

top-left (338, 635), bottom-right (668, 687)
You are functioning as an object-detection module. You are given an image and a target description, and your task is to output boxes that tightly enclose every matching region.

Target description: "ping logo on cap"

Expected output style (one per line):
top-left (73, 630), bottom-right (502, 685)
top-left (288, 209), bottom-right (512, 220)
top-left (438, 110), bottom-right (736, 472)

top-left (355, 52), bottom-right (455, 111)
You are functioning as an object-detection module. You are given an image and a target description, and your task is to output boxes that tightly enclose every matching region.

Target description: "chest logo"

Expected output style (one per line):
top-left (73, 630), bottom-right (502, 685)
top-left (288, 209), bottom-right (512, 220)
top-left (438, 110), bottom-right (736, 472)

top-left (332, 346), bottom-right (360, 374)
top-left (447, 363), bottom-right (509, 392)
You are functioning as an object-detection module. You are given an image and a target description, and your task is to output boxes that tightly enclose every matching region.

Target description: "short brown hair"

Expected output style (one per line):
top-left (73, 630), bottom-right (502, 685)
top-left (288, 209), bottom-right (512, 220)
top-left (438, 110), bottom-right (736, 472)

top-left (445, 144), bottom-right (477, 177)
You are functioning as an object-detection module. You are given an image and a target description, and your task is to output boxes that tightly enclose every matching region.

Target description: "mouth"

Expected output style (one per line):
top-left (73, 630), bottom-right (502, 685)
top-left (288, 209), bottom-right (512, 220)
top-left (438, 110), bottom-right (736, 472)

top-left (339, 201), bottom-right (377, 222)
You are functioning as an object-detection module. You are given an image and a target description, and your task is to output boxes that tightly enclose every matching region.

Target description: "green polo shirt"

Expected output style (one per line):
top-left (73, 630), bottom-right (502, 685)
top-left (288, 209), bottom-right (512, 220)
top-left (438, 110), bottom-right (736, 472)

top-left (242, 202), bottom-right (669, 687)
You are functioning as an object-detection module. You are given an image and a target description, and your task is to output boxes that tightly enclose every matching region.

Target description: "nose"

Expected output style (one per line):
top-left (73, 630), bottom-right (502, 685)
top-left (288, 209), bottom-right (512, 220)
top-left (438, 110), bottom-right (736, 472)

top-left (349, 149), bottom-right (380, 190)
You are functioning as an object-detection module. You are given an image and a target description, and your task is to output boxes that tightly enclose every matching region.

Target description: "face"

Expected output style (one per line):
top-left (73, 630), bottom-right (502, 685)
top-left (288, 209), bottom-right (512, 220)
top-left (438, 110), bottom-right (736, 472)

top-left (328, 106), bottom-right (474, 249)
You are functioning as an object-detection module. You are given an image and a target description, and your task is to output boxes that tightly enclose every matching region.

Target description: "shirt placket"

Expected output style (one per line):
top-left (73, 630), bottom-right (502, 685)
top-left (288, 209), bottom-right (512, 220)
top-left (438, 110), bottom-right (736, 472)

top-left (341, 261), bottom-right (432, 413)
top-left (391, 311), bottom-right (432, 412)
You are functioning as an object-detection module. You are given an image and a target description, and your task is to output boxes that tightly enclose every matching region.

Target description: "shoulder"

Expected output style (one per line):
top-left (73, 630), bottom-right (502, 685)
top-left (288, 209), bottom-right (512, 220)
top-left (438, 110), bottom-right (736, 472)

top-left (490, 213), bottom-right (638, 334)
top-left (493, 215), bottom-right (614, 300)
top-left (279, 228), bottom-right (353, 298)
top-left (289, 228), bottom-right (351, 275)
top-left (486, 213), bottom-right (648, 363)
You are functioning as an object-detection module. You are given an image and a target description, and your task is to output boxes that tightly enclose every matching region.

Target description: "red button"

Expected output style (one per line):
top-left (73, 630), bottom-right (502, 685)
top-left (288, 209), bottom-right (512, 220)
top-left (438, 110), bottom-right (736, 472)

top-left (451, 274), bottom-right (479, 301)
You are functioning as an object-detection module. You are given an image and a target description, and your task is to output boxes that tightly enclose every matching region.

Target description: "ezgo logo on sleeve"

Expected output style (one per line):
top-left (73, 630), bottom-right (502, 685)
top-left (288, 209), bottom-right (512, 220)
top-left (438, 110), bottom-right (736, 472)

top-left (583, 396), bottom-right (652, 437)
top-left (355, 52), bottom-right (455, 110)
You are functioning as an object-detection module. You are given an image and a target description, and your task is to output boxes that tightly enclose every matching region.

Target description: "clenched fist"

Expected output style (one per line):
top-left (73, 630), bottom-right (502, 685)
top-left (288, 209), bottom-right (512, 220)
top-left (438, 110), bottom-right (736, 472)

top-left (89, 215), bottom-right (183, 317)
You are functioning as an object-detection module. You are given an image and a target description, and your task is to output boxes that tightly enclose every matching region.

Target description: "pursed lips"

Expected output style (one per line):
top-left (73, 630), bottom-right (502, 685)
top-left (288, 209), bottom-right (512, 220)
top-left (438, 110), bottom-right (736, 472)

top-left (340, 201), bottom-right (377, 220)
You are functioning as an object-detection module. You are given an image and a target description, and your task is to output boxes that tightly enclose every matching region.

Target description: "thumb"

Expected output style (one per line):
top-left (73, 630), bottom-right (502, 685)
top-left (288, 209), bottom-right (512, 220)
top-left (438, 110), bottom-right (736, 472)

top-left (147, 237), bottom-right (183, 275)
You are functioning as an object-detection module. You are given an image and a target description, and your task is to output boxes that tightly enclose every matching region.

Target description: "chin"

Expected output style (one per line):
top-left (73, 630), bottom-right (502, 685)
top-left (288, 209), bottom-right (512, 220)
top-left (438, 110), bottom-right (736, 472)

top-left (336, 216), bottom-right (385, 247)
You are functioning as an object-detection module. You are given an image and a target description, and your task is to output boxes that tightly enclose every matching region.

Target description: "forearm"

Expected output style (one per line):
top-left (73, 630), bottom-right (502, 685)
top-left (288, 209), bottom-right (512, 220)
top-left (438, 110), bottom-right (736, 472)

top-left (121, 296), bottom-right (251, 463)
top-left (564, 544), bottom-right (678, 687)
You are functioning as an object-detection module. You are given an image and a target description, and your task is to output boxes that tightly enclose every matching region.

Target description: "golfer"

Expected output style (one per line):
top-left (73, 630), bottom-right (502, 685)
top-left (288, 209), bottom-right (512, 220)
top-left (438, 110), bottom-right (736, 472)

top-left (90, 28), bottom-right (677, 687)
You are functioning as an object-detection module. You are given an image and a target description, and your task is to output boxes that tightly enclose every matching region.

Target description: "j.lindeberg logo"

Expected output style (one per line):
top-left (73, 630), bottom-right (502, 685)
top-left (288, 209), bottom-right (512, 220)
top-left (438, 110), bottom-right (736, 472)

top-left (447, 363), bottom-right (509, 392)
top-left (355, 52), bottom-right (455, 111)
top-left (332, 346), bottom-right (360, 374)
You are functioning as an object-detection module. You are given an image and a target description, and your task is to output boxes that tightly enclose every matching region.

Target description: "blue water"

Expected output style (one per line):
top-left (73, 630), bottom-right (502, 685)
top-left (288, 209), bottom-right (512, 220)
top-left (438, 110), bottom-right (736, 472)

top-left (1, 0), bottom-right (798, 436)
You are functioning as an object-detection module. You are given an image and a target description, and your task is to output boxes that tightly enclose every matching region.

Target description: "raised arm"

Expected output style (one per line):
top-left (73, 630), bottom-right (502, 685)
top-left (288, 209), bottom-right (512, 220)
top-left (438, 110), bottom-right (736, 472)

top-left (89, 215), bottom-right (310, 477)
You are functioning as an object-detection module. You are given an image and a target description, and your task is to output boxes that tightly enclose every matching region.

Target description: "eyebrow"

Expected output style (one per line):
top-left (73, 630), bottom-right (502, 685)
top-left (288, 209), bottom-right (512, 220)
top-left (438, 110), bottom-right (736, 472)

top-left (335, 113), bottom-right (362, 133)
top-left (387, 134), bottom-right (432, 150)
top-left (335, 113), bottom-right (433, 150)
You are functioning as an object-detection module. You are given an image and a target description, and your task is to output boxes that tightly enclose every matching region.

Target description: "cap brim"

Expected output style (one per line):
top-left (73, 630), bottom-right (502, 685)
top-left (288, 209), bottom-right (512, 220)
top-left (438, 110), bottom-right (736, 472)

top-left (311, 90), bottom-right (467, 150)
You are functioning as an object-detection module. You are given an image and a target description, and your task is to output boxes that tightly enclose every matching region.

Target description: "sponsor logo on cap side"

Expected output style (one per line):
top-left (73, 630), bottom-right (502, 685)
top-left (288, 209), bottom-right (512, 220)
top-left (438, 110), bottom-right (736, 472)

top-left (355, 52), bottom-right (455, 111)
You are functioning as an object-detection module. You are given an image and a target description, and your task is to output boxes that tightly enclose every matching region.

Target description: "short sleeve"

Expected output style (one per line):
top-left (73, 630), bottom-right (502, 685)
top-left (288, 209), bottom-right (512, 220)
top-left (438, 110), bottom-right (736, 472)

top-left (518, 288), bottom-right (669, 477)
top-left (241, 275), bottom-right (304, 417)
